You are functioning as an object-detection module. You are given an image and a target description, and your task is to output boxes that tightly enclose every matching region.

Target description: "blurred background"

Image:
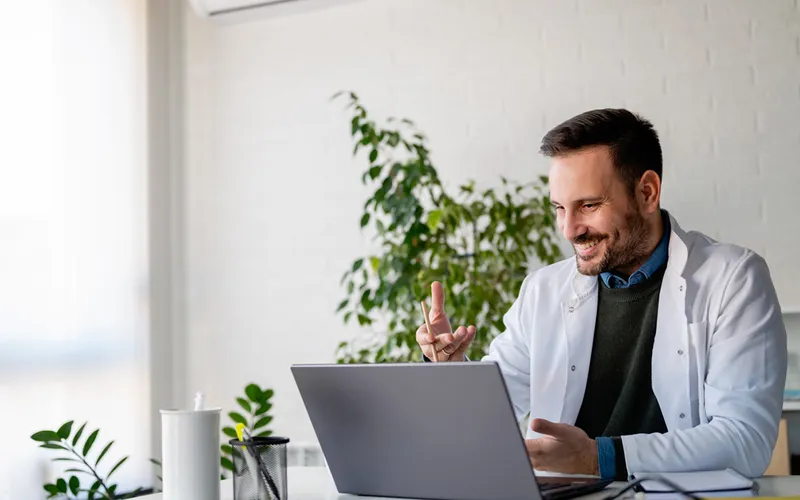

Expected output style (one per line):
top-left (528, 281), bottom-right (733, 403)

top-left (1, 0), bottom-right (799, 497)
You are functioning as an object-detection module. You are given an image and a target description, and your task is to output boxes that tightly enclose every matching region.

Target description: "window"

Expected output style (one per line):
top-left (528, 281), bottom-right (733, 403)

top-left (0, 1), bottom-right (150, 497)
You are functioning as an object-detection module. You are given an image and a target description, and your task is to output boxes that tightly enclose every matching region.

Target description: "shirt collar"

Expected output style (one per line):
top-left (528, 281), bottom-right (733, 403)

top-left (600, 210), bottom-right (670, 289)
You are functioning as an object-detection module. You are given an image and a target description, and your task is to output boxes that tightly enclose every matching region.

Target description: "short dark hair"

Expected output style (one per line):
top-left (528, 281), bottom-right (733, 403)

top-left (539, 109), bottom-right (662, 192)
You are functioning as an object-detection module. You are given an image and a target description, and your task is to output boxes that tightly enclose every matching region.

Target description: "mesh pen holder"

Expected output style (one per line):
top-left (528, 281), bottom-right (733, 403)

top-left (229, 437), bottom-right (289, 500)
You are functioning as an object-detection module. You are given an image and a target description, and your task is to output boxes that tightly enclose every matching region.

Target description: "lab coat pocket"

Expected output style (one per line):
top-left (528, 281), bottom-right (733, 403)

top-left (688, 321), bottom-right (709, 423)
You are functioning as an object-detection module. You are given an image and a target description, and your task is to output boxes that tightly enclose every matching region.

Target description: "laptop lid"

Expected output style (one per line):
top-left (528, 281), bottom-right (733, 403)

top-left (291, 362), bottom-right (543, 500)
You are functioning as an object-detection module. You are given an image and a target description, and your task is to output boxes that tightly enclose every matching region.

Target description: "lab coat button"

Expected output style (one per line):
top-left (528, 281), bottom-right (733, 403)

top-left (679, 413), bottom-right (685, 419)
top-left (568, 306), bottom-right (574, 313)
top-left (677, 349), bottom-right (684, 355)
top-left (571, 365), bottom-right (576, 371)
top-left (679, 285), bottom-right (684, 291)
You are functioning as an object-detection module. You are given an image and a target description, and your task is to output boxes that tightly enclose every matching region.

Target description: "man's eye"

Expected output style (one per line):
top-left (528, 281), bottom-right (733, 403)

top-left (583, 203), bottom-right (597, 209)
top-left (554, 206), bottom-right (564, 212)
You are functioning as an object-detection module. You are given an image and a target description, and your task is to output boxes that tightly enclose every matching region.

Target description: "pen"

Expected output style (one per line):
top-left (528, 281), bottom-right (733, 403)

top-left (235, 424), bottom-right (278, 500)
top-left (420, 301), bottom-right (436, 362)
top-left (242, 428), bottom-right (281, 500)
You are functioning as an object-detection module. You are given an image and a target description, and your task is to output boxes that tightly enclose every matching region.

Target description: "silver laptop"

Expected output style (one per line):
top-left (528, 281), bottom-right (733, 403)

top-left (291, 362), bottom-right (611, 500)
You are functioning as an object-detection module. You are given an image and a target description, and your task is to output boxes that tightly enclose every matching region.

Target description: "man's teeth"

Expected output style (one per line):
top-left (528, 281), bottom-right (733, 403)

top-left (578, 241), bottom-right (599, 250)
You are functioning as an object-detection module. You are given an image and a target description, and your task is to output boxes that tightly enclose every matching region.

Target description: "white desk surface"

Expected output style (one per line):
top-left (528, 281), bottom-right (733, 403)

top-left (142, 466), bottom-right (800, 499)
top-left (783, 400), bottom-right (800, 412)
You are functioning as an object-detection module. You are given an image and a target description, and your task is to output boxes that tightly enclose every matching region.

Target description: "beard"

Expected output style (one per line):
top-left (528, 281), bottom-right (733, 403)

top-left (572, 209), bottom-right (652, 276)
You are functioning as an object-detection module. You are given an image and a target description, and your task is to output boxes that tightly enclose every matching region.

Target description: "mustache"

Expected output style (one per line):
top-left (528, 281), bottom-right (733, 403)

top-left (571, 233), bottom-right (608, 245)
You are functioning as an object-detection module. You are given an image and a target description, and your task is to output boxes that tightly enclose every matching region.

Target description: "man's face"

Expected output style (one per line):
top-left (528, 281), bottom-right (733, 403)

top-left (548, 146), bottom-right (651, 276)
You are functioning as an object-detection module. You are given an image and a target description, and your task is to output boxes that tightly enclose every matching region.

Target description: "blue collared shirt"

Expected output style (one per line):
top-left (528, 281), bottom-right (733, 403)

top-left (599, 212), bottom-right (670, 289)
top-left (596, 211), bottom-right (670, 479)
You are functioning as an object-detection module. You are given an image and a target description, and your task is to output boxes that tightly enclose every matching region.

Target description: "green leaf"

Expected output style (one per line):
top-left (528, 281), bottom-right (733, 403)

top-left (222, 426), bottom-right (238, 438)
top-left (89, 480), bottom-right (102, 498)
top-left (336, 299), bottom-right (348, 312)
top-left (57, 478), bottom-right (67, 493)
top-left (369, 256), bottom-right (380, 272)
top-left (83, 429), bottom-right (99, 456)
top-left (69, 476), bottom-right (80, 496)
top-left (72, 422), bottom-right (87, 447)
top-left (360, 213), bottom-right (370, 228)
top-left (149, 458), bottom-right (162, 466)
top-left (52, 457), bottom-right (81, 463)
top-left (245, 384), bottom-right (262, 402)
top-left (253, 416), bottom-right (273, 429)
top-left (360, 289), bottom-right (372, 311)
top-left (254, 402), bottom-right (272, 416)
top-left (263, 389), bottom-right (274, 399)
top-left (31, 430), bottom-right (60, 442)
top-left (368, 165), bottom-right (382, 179)
top-left (221, 456), bottom-right (234, 471)
top-left (40, 443), bottom-right (67, 450)
top-left (369, 149), bottom-right (378, 163)
top-left (107, 456), bottom-right (128, 479)
top-left (63, 468), bottom-right (86, 474)
top-left (228, 412), bottom-right (247, 426)
top-left (43, 484), bottom-right (60, 497)
top-left (108, 484), bottom-right (118, 497)
top-left (351, 259), bottom-right (363, 273)
top-left (357, 314), bottom-right (372, 326)
top-left (236, 398), bottom-right (252, 413)
top-left (426, 210), bottom-right (443, 232)
top-left (256, 430), bottom-right (273, 437)
top-left (221, 444), bottom-right (233, 455)
top-left (96, 441), bottom-right (114, 466)
top-left (57, 421), bottom-right (74, 440)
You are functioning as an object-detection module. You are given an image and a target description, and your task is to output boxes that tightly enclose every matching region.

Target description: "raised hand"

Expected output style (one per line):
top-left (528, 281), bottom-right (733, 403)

top-left (416, 281), bottom-right (476, 362)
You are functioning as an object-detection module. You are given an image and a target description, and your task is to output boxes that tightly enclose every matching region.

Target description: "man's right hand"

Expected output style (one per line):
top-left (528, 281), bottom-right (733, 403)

top-left (416, 281), bottom-right (476, 361)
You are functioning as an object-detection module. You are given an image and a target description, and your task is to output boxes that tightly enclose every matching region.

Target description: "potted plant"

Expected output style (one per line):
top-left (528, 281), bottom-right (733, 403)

top-left (333, 92), bottom-right (562, 363)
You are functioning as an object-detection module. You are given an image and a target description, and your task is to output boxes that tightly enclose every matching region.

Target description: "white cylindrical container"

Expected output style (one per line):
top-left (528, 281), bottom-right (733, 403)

top-left (160, 407), bottom-right (221, 500)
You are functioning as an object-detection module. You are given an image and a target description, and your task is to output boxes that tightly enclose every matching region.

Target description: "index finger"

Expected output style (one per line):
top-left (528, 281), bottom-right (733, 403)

top-left (431, 281), bottom-right (445, 314)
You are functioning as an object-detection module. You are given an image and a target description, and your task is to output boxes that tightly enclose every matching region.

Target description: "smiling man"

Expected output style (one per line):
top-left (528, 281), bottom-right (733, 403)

top-left (417, 109), bottom-right (787, 479)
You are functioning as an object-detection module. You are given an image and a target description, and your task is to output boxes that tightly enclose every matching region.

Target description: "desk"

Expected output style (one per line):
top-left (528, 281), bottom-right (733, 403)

top-left (141, 467), bottom-right (800, 499)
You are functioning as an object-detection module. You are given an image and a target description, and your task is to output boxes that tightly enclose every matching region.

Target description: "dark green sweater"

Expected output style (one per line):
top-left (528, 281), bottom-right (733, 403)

top-left (574, 265), bottom-right (668, 479)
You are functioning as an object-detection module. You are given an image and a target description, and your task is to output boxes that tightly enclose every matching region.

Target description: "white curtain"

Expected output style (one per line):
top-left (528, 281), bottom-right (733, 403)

top-left (0, 1), bottom-right (149, 498)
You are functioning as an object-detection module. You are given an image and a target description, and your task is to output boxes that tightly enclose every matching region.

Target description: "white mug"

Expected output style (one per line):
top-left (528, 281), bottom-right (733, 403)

top-left (160, 408), bottom-right (221, 500)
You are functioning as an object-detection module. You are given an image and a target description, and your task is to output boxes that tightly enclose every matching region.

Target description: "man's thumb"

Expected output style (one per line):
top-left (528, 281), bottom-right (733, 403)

top-left (530, 418), bottom-right (565, 437)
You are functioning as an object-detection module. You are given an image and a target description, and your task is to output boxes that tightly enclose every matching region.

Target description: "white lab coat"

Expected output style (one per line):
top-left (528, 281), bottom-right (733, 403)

top-left (483, 212), bottom-right (787, 477)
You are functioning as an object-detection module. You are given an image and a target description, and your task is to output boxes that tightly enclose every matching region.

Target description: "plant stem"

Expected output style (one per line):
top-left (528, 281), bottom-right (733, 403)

top-left (472, 220), bottom-right (479, 272)
top-left (65, 441), bottom-right (115, 500)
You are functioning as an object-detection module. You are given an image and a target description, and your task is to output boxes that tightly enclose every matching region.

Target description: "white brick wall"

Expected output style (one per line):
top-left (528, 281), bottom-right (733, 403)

top-left (183, 0), bottom-right (800, 443)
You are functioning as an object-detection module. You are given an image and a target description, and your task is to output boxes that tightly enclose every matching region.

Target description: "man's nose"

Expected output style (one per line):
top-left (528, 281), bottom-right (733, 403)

top-left (561, 212), bottom-right (585, 242)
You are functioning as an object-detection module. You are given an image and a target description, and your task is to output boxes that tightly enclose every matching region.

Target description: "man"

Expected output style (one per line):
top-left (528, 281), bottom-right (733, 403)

top-left (416, 109), bottom-right (787, 480)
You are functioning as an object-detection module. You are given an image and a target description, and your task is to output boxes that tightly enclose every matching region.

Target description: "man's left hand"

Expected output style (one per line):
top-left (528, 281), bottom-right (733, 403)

top-left (525, 419), bottom-right (599, 475)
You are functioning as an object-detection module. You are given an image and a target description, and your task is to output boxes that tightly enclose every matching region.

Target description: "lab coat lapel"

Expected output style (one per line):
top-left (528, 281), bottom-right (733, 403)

top-left (652, 213), bottom-right (692, 430)
top-left (559, 270), bottom-right (598, 425)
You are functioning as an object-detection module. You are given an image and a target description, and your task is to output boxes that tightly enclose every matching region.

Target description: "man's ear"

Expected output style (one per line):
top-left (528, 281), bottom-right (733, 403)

top-left (637, 170), bottom-right (661, 213)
